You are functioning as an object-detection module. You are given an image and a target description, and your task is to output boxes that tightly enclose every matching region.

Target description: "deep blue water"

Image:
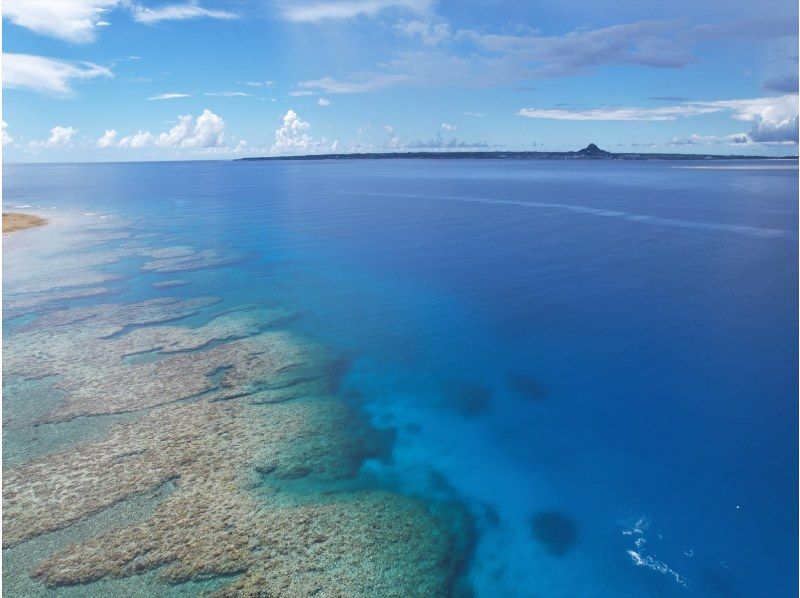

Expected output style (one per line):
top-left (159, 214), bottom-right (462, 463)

top-left (5, 159), bottom-right (798, 597)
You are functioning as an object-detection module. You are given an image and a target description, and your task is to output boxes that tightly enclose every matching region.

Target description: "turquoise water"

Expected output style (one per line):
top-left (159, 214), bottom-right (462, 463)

top-left (3, 159), bottom-right (798, 596)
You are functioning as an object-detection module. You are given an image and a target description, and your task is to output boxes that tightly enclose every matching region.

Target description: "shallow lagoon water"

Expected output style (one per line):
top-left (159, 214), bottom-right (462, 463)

top-left (3, 158), bottom-right (797, 596)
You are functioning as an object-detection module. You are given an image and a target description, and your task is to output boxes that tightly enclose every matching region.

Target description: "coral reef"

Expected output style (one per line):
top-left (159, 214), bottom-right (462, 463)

top-left (3, 287), bottom-right (115, 320)
top-left (5, 301), bottom-right (323, 423)
top-left (140, 247), bottom-right (247, 273)
top-left (3, 213), bottom-right (470, 597)
top-left (212, 491), bottom-right (462, 597)
top-left (12, 392), bottom-right (463, 596)
top-left (151, 279), bottom-right (191, 289)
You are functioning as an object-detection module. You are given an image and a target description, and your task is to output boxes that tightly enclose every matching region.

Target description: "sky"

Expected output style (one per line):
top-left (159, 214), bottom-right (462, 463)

top-left (1, 0), bottom-right (798, 162)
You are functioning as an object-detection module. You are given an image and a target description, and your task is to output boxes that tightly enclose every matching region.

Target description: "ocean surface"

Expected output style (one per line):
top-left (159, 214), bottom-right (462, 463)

top-left (3, 158), bottom-right (798, 597)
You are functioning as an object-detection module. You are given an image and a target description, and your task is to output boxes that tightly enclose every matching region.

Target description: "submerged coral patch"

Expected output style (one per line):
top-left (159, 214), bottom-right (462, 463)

top-left (151, 279), bottom-right (191, 289)
top-left (507, 373), bottom-right (549, 401)
top-left (529, 510), bottom-right (578, 556)
top-left (441, 379), bottom-right (493, 416)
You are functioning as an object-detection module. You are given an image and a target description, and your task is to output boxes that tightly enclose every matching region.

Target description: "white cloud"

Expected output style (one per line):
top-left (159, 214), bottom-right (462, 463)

top-left (96, 129), bottom-right (117, 147)
top-left (2, 0), bottom-right (118, 43)
top-left (464, 111), bottom-right (484, 117)
top-left (396, 19), bottom-right (450, 45)
top-left (517, 104), bottom-right (718, 121)
top-left (274, 109), bottom-right (312, 150)
top-left (406, 133), bottom-right (489, 150)
top-left (3, 53), bottom-right (112, 96)
top-left (317, 97), bottom-right (331, 106)
top-left (3, 122), bottom-right (13, 146)
top-left (130, 3), bottom-right (237, 24)
top-left (666, 133), bottom-right (762, 146)
top-left (147, 93), bottom-right (190, 100)
top-left (157, 109), bottom-right (226, 147)
top-left (112, 110), bottom-right (228, 149)
top-left (518, 94), bottom-right (798, 144)
top-left (297, 74), bottom-right (412, 94)
top-left (695, 95), bottom-right (799, 143)
top-left (441, 122), bottom-right (456, 131)
top-left (276, 0), bottom-right (432, 23)
top-left (271, 109), bottom-right (336, 154)
top-left (288, 90), bottom-right (317, 97)
top-left (117, 131), bottom-right (155, 148)
top-left (48, 125), bottom-right (78, 147)
top-left (204, 91), bottom-right (251, 97)
top-left (242, 80), bottom-right (274, 87)
top-left (30, 125), bottom-right (78, 148)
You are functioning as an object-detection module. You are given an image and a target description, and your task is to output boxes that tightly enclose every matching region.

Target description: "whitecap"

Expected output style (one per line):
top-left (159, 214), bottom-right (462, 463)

top-left (628, 550), bottom-right (688, 588)
top-left (337, 191), bottom-right (796, 240)
top-left (623, 515), bottom-right (688, 588)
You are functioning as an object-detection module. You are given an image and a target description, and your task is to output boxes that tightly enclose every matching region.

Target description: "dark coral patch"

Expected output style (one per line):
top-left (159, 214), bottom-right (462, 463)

top-left (441, 380), bottom-right (492, 416)
top-left (529, 510), bottom-right (578, 556)
top-left (507, 373), bottom-right (549, 401)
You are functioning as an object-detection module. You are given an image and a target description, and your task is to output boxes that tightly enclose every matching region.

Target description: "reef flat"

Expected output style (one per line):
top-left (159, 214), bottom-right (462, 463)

top-left (3, 212), bottom-right (470, 596)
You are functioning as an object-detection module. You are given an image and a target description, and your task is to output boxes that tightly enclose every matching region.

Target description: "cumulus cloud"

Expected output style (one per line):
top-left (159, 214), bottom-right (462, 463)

top-left (102, 110), bottom-right (229, 150)
top-left (96, 129), bottom-right (117, 147)
top-left (441, 122), bottom-right (456, 131)
top-left (276, 0), bottom-right (432, 23)
top-left (695, 95), bottom-right (799, 143)
top-left (158, 110), bottom-right (226, 147)
top-left (117, 131), bottom-right (154, 148)
top-left (405, 133), bottom-right (489, 149)
top-left (30, 125), bottom-right (78, 149)
top-left (273, 109), bottom-right (312, 150)
top-left (666, 133), bottom-right (757, 146)
top-left (147, 93), bottom-right (190, 100)
top-left (130, 3), bottom-right (237, 24)
top-left (47, 126), bottom-right (78, 147)
top-left (3, 53), bottom-right (112, 96)
top-left (271, 109), bottom-right (335, 154)
top-left (3, 121), bottom-right (13, 146)
top-left (317, 97), bottom-right (331, 106)
top-left (349, 123), bottom-right (487, 152)
top-left (2, 0), bottom-right (118, 43)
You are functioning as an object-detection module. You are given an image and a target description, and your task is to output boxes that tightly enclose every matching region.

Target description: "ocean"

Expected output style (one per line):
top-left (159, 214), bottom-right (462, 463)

top-left (3, 158), bottom-right (797, 597)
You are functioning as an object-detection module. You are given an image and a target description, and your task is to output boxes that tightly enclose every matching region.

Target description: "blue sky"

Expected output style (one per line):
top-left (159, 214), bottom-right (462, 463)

top-left (2, 0), bottom-right (798, 161)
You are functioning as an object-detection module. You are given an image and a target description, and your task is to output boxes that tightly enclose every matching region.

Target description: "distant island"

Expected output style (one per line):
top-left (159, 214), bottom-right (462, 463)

top-left (236, 143), bottom-right (798, 162)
